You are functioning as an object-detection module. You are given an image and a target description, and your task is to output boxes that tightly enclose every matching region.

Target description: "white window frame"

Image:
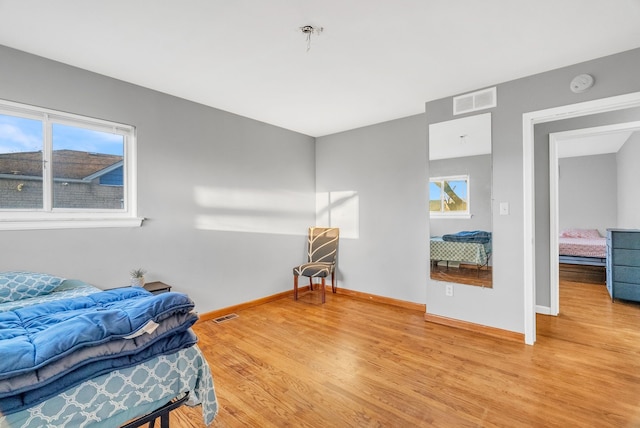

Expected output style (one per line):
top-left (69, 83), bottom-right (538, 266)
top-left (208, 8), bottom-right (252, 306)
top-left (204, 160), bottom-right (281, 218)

top-left (429, 174), bottom-right (471, 219)
top-left (0, 99), bottom-right (143, 230)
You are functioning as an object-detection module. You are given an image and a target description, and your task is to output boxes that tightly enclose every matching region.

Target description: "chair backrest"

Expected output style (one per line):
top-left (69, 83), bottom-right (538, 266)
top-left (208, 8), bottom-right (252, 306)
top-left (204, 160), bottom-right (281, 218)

top-left (308, 227), bottom-right (339, 264)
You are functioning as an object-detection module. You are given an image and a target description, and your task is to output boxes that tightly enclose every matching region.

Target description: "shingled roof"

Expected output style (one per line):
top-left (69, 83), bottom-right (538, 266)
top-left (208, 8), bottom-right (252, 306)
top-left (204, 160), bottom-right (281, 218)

top-left (0, 150), bottom-right (122, 180)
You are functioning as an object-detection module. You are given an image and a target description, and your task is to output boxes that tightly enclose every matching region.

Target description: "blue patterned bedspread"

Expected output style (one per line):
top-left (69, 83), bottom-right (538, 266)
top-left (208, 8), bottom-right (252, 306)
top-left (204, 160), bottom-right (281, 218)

top-left (0, 279), bottom-right (100, 312)
top-left (430, 237), bottom-right (491, 266)
top-left (0, 345), bottom-right (218, 428)
top-left (0, 287), bottom-right (203, 416)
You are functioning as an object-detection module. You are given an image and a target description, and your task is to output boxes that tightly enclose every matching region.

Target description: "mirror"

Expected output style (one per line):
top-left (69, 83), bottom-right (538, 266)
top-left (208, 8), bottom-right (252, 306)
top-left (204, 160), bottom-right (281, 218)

top-left (428, 113), bottom-right (493, 287)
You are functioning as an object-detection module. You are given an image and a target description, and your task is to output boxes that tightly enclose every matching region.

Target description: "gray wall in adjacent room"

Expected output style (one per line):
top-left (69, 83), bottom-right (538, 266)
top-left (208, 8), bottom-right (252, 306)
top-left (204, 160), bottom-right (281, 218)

top-left (559, 154), bottom-right (617, 236)
top-left (617, 132), bottom-right (640, 229)
top-left (533, 107), bottom-right (640, 308)
top-left (0, 45), bottom-right (317, 314)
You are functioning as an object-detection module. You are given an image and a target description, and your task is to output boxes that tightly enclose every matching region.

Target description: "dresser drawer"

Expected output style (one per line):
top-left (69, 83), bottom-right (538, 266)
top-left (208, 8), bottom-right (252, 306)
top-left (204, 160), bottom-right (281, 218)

top-left (612, 281), bottom-right (640, 302)
top-left (611, 249), bottom-right (640, 267)
top-left (611, 232), bottom-right (640, 250)
top-left (613, 266), bottom-right (640, 284)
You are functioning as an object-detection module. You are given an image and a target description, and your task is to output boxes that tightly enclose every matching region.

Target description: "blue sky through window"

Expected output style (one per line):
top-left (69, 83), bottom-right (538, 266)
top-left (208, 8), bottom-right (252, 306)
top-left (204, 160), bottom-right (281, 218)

top-left (0, 114), bottom-right (123, 155)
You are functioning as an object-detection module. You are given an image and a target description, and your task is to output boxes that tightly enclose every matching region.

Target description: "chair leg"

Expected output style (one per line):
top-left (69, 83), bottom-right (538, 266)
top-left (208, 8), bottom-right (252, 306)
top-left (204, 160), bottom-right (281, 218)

top-left (293, 275), bottom-right (298, 300)
top-left (321, 277), bottom-right (326, 304)
top-left (309, 277), bottom-right (314, 291)
top-left (331, 272), bottom-right (336, 293)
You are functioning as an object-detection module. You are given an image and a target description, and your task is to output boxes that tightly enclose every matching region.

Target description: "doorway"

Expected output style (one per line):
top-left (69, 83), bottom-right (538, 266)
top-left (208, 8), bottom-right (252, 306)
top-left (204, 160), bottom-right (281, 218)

top-left (549, 121), bottom-right (640, 316)
top-left (522, 91), bottom-right (640, 345)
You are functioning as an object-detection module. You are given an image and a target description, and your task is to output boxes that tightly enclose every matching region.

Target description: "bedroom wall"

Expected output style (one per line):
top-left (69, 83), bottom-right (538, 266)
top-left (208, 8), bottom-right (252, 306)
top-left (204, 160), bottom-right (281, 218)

top-left (0, 45), bottom-right (317, 314)
top-left (429, 154), bottom-right (492, 237)
top-left (315, 114), bottom-right (429, 304)
top-left (617, 132), bottom-right (640, 229)
top-left (533, 106), bottom-right (640, 308)
top-left (423, 47), bottom-right (640, 334)
top-left (558, 153), bottom-right (617, 236)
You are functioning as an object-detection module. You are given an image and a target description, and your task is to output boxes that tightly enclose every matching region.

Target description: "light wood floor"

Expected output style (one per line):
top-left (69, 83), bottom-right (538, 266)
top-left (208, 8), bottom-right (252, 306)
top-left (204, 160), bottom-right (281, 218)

top-left (430, 264), bottom-right (492, 288)
top-left (173, 281), bottom-right (640, 427)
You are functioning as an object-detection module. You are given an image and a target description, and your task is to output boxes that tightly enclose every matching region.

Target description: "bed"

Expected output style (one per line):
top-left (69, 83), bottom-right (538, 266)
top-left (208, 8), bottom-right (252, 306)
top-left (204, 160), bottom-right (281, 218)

top-left (558, 228), bottom-right (607, 266)
top-left (0, 272), bottom-right (218, 428)
top-left (430, 231), bottom-right (492, 275)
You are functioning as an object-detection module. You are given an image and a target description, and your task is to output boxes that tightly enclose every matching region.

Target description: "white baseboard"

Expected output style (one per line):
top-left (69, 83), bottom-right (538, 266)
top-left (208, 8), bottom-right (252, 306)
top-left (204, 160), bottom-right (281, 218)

top-left (536, 305), bottom-right (552, 315)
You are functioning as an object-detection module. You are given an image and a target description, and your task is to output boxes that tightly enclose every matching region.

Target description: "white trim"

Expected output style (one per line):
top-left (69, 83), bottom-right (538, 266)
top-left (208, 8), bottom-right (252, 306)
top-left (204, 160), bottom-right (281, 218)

top-left (536, 305), bottom-right (552, 315)
top-left (43, 118), bottom-right (53, 212)
top-left (523, 91), bottom-right (640, 346)
top-left (0, 98), bottom-right (139, 230)
top-left (549, 135), bottom-right (560, 316)
top-left (549, 120), bottom-right (640, 317)
top-left (0, 217), bottom-right (144, 230)
top-left (430, 213), bottom-right (473, 220)
top-left (522, 115), bottom-right (536, 345)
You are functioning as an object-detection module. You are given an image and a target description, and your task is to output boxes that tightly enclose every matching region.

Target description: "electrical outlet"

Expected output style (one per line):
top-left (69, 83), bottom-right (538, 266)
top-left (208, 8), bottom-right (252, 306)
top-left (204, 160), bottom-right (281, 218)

top-left (445, 283), bottom-right (454, 297)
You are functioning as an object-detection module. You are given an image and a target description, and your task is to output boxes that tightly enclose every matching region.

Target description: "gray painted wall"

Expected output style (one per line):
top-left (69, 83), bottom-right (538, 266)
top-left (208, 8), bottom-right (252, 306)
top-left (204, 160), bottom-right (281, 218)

top-left (429, 154), bottom-right (492, 237)
top-left (617, 132), bottom-right (640, 228)
top-left (315, 115), bottom-right (429, 304)
top-left (423, 48), bottom-right (640, 333)
top-left (0, 45), bottom-right (317, 314)
top-left (559, 154), bottom-right (617, 236)
top-left (534, 107), bottom-right (640, 308)
top-left (3, 42), bottom-right (640, 336)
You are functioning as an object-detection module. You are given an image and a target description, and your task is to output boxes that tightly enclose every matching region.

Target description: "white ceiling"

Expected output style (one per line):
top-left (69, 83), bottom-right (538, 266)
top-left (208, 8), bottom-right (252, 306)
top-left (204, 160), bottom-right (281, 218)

top-left (558, 131), bottom-right (635, 158)
top-left (429, 113), bottom-right (492, 160)
top-left (1, 1), bottom-right (640, 137)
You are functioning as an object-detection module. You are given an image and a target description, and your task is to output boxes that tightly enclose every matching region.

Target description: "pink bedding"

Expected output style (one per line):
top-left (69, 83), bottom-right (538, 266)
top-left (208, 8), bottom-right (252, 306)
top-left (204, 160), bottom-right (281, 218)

top-left (558, 236), bottom-right (606, 258)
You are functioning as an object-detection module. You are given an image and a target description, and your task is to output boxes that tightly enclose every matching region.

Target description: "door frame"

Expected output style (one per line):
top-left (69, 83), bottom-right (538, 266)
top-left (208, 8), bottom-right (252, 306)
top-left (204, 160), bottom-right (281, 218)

top-left (549, 120), bottom-right (640, 315)
top-left (522, 91), bottom-right (640, 345)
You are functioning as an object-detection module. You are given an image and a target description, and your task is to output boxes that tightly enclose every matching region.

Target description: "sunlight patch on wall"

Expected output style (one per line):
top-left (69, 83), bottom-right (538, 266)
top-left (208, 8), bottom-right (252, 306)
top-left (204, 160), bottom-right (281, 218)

top-left (316, 191), bottom-right (359, 239)
top-left (194, 186), bottom-right (314, 235)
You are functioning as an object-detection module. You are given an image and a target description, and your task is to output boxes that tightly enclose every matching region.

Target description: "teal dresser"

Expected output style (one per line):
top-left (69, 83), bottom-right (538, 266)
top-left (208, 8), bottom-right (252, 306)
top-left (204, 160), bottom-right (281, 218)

top-left (606, 229), bottom-right (640, 302)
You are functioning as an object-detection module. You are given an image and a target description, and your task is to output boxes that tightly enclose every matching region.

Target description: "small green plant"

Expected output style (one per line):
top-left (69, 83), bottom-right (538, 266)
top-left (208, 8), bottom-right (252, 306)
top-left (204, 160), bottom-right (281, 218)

top-left (130, 268), bottom-right (147, 278)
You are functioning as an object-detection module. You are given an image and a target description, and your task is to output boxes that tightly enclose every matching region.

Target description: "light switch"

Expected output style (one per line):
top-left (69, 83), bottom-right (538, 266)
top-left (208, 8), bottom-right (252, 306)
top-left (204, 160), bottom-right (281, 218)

top-left (499, 202), bottom-right (509, 215)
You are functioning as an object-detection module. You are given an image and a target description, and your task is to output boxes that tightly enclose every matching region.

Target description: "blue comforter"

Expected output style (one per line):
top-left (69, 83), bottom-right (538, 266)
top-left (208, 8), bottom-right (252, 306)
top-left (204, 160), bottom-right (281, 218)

top-left (0, 287), bottom-right (195, 379)
top-left (0, 288), bottom-right (199, 415)
top-left (442, 230), bottom-right (492, 244)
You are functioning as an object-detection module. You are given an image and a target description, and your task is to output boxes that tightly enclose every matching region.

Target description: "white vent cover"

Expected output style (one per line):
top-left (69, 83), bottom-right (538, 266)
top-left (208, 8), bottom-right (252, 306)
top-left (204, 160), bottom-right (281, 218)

top-left (453, 87), bottom-right (497, 115)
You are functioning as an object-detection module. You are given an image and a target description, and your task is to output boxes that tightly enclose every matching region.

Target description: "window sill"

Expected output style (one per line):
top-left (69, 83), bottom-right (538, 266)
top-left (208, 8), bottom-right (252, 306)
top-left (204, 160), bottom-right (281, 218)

top-left (430, 214), bottom-right (472, 220)
top-left (0, 217), bottom-right (144, 231)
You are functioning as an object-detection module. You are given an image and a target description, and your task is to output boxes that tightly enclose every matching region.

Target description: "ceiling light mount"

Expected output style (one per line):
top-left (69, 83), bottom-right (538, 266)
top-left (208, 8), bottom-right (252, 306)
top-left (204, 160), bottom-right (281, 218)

top-left (300, 25), bottom-right (323, 52)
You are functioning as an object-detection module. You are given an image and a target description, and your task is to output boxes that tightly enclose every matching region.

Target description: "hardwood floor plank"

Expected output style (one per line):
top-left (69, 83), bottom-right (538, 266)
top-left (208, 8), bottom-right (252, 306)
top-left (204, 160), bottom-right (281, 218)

top-left (174, 281), bottom-right (640, 427)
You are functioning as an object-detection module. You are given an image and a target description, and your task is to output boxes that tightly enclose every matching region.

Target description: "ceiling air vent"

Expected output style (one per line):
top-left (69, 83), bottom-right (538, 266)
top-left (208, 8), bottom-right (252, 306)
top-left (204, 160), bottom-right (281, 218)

top-left (453, 87), bottom-right (497, 115)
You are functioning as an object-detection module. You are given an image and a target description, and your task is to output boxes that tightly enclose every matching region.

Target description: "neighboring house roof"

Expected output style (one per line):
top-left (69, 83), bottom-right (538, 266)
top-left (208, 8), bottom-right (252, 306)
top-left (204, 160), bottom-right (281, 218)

top-left (0, 150), bottom-right (122, 180)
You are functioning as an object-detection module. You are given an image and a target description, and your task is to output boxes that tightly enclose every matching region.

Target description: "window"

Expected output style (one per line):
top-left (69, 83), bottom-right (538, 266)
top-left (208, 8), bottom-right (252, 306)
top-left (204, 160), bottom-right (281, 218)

top-left (0, 99), bottom-right (141, 230)
top-left (429, 175), bottom-right (470, 218)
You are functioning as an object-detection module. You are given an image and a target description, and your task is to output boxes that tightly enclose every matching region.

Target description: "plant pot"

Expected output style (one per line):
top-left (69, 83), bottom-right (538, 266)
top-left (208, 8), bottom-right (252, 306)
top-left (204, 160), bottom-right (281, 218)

top-left (130, 276), bottom-right (145, 287)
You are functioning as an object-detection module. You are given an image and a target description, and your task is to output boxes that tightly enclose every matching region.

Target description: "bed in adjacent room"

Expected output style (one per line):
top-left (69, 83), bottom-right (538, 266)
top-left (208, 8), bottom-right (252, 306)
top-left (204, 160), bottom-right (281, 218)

top-left (0, 272), bottom-right (218, 428)
top-left (558, 228), bottom-right (607, 266)
top-left (558, 229), bottom-right (607, 283)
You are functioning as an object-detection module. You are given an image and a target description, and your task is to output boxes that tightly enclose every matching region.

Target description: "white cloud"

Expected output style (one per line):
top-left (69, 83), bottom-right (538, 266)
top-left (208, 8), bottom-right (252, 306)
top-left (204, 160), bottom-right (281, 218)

top-left (0, 123), bottom-right (41, 152)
